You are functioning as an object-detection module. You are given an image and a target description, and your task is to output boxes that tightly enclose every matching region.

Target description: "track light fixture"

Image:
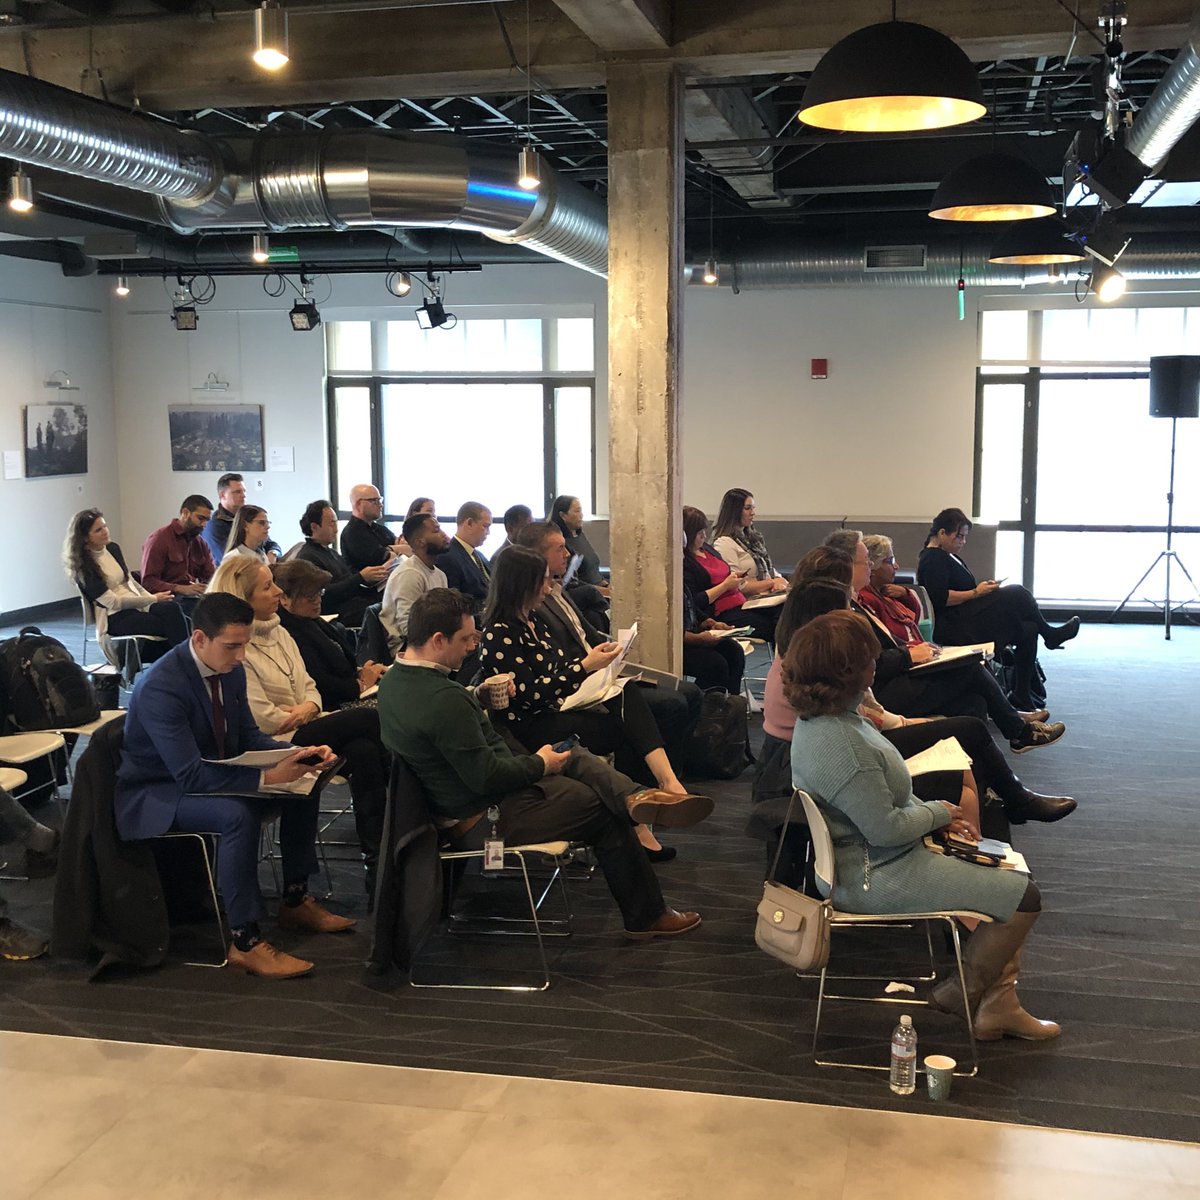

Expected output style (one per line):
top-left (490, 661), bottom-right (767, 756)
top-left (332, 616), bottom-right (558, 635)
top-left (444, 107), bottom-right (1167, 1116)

top-left (8, 167), bottom-right (33, 213)
top-left (385, 270), bottom-right (413, 298)
top-left (416, 298), bottom-right (450, 330)
top-left (797, 19), bottom-right (985, 133)
top-left (1091, 263), bottom-right (1127, 303)
top-left (253, 0), bottom-right (289, 71)
top-left (251, 233), bottom-right (270, 264)
top-left (289, 273), bottom-right (321, 331)
top-left (114, 274), bottom-right (130, 297)
top-left (171, 280), bottom-right (198, 330)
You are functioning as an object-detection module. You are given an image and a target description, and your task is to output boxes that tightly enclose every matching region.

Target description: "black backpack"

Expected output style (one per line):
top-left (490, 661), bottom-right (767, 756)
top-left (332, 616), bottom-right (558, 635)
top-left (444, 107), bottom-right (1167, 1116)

top-left (0, 626), bottom-right (101, 731)
top-left (683, 688), bottom-right (754, 780)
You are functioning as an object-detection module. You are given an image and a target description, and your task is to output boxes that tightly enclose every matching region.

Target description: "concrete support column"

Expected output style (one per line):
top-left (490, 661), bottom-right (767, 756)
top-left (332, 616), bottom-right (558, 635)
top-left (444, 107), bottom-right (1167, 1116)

top-left (606, 59), bottom-right (684, 673)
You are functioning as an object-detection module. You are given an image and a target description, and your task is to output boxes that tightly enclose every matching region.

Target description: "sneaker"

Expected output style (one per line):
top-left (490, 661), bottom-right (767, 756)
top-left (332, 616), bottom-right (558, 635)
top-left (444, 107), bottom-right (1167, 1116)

top-left (0, 918), bottom-right (49, 961)
top-left (1009, 721), bottom-right (1066, 754)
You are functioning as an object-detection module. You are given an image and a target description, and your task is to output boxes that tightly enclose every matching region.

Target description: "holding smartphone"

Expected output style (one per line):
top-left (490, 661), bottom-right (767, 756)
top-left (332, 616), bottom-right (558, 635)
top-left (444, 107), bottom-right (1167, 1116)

top-left (552, 734), bottom-right (579, 753)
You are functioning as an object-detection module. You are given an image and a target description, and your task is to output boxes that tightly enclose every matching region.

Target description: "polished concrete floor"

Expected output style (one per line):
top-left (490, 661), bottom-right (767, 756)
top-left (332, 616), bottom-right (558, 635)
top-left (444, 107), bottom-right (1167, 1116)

top-left (4, 1029), bottom-right (1197, 1199)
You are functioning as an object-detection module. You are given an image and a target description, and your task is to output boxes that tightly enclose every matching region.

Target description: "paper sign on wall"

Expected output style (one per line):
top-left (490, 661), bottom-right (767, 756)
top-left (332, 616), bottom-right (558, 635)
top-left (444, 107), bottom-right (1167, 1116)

top-left (3, 450), bottom-right (22, 479)
top-left (268, 446), bottom-right (294, 472)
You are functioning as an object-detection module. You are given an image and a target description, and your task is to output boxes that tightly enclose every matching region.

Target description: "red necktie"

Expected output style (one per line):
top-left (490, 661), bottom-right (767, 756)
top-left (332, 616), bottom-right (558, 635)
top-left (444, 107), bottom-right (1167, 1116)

top-left (208, 676), bottom-right (226, 757)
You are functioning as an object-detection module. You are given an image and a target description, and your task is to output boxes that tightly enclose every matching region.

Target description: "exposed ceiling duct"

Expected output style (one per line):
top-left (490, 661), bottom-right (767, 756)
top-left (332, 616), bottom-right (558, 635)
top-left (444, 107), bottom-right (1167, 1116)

top-left (1127, 19), bottom-right (1200, 172)
top-left (686, 235), bottom-right (1200, 288)
top-left (0, 67), bottom-right (608, 276)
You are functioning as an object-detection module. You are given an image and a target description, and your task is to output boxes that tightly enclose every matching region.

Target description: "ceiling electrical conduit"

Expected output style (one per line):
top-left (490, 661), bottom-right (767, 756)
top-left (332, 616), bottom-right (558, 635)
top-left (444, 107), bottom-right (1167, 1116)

top-left (0, 67), bottom-right (608, 276)
top-left (1126, 17), bottom-right (1200, 172)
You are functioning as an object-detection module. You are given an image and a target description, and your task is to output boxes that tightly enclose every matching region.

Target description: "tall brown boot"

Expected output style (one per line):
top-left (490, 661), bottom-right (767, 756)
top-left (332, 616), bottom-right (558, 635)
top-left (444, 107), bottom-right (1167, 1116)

top-left (928, 910), bottom-right (1039, 1020)
top-left (973, 951), bottom-right (1061, 1041)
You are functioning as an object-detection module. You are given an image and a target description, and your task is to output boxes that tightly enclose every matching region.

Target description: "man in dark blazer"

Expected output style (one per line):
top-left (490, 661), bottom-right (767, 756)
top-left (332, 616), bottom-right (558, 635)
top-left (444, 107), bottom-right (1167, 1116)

top-left (439, 500), bottom-right (493, 612)
top-left (295, 498), bottom-right (390, 628)
top-left (115, 592), bottom-right (355, 979)
top-left (340, 483), bottom-right (399, 571)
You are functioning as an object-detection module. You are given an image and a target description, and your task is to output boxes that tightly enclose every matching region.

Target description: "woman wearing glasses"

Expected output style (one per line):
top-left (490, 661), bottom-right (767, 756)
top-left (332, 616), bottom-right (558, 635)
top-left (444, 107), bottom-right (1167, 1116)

top-left (224, 505), bottom-right (277, 564)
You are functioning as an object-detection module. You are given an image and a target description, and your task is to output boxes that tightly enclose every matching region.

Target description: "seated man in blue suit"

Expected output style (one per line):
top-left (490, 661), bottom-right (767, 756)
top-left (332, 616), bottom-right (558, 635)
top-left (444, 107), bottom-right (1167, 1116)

top-left (439, 501), bottom-right (493, 613)
top-left (115, 592), bottom-right (355, 979)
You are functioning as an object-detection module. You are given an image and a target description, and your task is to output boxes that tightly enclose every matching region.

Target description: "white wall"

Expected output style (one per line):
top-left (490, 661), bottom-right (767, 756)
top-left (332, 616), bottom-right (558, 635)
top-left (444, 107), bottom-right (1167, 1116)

top-left (681, 284), bottom-right (979, 522)
top-left (108, 264), bottom-right (609, 569)
top-left (0, 260), bottom-right (118, 613)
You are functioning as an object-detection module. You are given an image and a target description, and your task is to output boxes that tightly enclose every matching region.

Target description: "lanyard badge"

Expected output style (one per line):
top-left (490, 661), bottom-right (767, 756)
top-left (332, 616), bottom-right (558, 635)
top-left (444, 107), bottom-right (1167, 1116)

top-left (483, 804), bottom-right (504, 871)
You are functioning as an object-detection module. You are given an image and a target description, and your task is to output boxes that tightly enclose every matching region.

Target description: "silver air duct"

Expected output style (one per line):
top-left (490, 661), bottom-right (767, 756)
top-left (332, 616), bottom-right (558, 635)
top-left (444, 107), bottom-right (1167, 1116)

top-left (687, 236), bottom-right (1200, 288)
top-left (1127, 20), bottom-right (1200, 172)
top-left (0, 68), bottom-right (608, 276)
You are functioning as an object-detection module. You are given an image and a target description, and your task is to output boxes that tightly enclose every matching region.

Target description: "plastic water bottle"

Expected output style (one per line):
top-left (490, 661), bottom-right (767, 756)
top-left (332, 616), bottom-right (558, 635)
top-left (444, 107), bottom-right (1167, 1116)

top-left (889, 1014), bottom-right (917, 1095)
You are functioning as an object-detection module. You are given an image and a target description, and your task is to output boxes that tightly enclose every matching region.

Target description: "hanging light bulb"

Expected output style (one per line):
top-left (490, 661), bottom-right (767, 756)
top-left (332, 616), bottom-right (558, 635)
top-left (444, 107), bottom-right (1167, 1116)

top-left (253, 1), bottom-right (289, 70)
top-left (251, 233), bottom-right (270, 264)
top-left (929, 152), bottom-right (1057, 222)
top-left (385, 271), bottom-right (413, 298)
top-left (114, 274), bottom-right (130, 297)
top-left (8, 168), bottom-right (33, 213)
top-left (1092, 264), bottom-right (1127, 303)
top-left (702, 259), bottom-right (719, 285)
top-left (517, 146), bottom-right (540, 191)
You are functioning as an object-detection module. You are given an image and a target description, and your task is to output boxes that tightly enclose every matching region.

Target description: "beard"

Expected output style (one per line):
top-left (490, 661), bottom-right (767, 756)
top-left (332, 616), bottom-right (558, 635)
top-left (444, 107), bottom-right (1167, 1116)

top-left (427, 539), bottom-right (452, 557)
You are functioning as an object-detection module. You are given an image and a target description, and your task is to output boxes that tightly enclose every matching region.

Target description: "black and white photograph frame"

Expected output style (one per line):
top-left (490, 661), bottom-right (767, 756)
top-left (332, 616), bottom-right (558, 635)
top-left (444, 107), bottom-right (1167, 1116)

top-left (168, 404), bottom-right (265, 472)
top-left (24, 403), bottom-right (89, 478)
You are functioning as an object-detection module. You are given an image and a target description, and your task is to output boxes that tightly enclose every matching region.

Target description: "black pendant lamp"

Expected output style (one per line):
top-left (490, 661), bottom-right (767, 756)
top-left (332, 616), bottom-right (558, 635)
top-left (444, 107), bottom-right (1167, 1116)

top-left (797, 20), bottom-right (985, 133)
top-left (930, 152), bottom-right (1057, 222)
top-left (988, 217), bottom-right (1086, 264)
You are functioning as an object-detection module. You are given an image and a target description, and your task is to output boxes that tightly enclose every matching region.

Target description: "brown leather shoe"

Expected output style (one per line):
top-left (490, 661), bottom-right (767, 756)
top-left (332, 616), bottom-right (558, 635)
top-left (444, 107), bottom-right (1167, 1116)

top-left (626, 789), bottom-right (714, 829)
top-left (624, 909), bottom-right (702, 941)
top-left (226, 940), bottom-right (314, 979)
top-left (277, 895), bottom-right (357, 934)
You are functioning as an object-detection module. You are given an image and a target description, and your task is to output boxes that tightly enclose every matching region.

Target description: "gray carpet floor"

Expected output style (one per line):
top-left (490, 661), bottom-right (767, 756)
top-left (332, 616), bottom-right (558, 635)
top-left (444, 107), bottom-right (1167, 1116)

top-left (2, 612), bottom-right (1198, 1141)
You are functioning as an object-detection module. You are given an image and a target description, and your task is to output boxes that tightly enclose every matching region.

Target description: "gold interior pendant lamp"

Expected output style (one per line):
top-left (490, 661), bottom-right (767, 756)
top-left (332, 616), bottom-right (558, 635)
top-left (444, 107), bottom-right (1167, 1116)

top-left (797, 15), bottom-right (985, 133)
top-left (930, 152), bottom-right (1057, 222)
top-left (988, 217), bottom-right (1086, 264)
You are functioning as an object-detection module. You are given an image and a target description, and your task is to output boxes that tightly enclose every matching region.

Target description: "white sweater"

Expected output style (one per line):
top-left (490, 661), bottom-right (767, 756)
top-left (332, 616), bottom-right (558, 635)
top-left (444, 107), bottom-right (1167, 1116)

top-left (244, 615), bottom-right (322, 736)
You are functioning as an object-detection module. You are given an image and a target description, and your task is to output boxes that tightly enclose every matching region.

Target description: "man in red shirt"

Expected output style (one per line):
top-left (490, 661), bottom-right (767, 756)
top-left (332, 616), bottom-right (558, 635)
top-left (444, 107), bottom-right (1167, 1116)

top-left (141, 494), bottom-right (216, 612)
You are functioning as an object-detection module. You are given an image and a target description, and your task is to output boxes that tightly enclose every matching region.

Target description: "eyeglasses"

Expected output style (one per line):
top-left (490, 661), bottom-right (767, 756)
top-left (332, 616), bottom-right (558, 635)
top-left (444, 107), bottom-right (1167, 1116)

top-left (882, 556), bottom-right (896, 565)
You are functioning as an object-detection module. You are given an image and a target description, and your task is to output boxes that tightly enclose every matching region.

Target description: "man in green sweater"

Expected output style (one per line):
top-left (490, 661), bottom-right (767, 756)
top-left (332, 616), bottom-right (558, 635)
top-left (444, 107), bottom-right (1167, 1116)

top-left (378, 589), bottom-right (707, 939)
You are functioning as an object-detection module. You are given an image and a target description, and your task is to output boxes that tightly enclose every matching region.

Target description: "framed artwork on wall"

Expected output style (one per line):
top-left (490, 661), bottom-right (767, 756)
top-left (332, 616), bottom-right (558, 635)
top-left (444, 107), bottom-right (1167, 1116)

top-left (24, 403), bottom-right (88, 477)
top-left (168, 404), bottom-right (265, 472)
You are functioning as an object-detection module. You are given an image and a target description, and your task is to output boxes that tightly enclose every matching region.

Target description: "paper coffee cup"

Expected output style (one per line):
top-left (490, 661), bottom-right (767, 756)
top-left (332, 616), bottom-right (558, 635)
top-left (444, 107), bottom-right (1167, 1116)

top-left (484, 673), bottom-right (512, 709)
top-left (923, 1054), bottom-right (956, 1101)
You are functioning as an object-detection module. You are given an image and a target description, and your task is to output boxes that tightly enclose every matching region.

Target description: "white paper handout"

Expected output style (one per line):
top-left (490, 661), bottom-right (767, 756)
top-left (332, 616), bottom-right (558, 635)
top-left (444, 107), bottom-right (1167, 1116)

top-left (560, 623), bottom-right (638, 712)
top-left (908, 642), bottom-right (995, 672)
top-left (742, 592), bottom-right (786, 610)
top-left (903, 736), bottom-right (973, 777)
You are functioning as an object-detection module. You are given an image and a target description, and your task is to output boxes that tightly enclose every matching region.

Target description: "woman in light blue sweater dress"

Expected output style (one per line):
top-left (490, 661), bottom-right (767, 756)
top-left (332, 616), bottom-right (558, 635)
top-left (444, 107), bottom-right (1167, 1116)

top-left (786, 611), bottom-right (1061, 1043)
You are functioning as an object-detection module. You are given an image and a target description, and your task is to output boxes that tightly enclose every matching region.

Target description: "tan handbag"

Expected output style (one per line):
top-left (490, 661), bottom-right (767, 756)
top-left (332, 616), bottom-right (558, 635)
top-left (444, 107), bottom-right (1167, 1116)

top-left (754, 793), bottom-right (832, 971)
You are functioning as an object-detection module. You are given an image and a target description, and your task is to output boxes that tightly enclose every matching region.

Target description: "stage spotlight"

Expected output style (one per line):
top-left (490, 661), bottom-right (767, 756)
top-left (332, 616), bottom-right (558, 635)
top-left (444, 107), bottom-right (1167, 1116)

top-left (1091, 264), bottom-right (1127, 303)
top-left (289, 299), bottom-right (321, 331)
top-left (416, 298), bottom-right (450, 330)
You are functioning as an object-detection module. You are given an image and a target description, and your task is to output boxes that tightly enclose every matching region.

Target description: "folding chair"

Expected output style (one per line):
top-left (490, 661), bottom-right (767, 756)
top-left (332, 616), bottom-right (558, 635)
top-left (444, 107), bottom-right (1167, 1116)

top-left (795, 790), bottom-right (991, 1079)
top-left (0, 731), bottom-right (67, 808)
top-left (0, 767), bottom-right (30, 883)
top-left (80, 595), bottom-right (165, 685)
top-left (388, 759), bottom-right (574, 993)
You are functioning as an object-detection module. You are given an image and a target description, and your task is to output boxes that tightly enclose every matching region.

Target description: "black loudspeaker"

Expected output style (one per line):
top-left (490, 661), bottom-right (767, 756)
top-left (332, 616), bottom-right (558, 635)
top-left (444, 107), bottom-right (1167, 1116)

top-left (1149, 355), bottom-right (1200, 419)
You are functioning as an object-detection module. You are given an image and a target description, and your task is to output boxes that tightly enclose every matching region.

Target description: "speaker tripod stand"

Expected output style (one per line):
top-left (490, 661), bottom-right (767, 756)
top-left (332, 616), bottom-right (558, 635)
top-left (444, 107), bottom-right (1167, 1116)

top-left (1109, 415), bottom-right (1200, 640)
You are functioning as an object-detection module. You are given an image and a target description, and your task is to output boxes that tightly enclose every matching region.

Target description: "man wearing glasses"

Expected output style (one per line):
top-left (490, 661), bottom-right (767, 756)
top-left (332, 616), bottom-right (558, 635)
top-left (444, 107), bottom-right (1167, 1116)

top-left (340, 483), bottom-right (400, 573)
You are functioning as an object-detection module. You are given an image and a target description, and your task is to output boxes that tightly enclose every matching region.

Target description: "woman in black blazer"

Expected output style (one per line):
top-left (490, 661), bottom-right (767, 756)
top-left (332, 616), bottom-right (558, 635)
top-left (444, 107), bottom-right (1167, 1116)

top-left (273, 561), bottom-right (387, 710)
top-left (917, 507), bottom-right (1080, 709)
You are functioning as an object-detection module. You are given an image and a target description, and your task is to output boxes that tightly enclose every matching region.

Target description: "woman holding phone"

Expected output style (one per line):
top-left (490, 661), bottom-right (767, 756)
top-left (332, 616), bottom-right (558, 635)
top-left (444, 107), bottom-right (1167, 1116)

top-left (685, 504), bottom-right (779, 643)
top-left (917, 508), bottom-right (1080, 710)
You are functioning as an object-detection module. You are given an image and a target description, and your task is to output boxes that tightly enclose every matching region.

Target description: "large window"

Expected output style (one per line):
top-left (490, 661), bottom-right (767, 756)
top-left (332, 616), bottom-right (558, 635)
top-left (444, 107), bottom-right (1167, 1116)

top-left (976, 307), bottom-right (1200, 605)
top-left (326, 314), bottom-right (596, 554)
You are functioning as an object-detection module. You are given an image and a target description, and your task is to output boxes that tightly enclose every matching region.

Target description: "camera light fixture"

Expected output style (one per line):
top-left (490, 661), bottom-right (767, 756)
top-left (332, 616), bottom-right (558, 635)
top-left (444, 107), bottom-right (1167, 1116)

top-left (289, 299), bottom-right (321, 331)
top-left (415, 298), bottom-right (449, 330)
top-left (252, 0), bottom-right (289, 71)
top-left (114, 274), bottom-right (130, 297)
top-left (385, 270), bottom-right (413, 298)
top-left (172, 304), bottom-right (198, 330)
top-left (251, 232), bottom-right (270, 264)
top-left (1091, 264), bottom-right (1127, 303)
top-left (8, 167), bottom-right (33, 213)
